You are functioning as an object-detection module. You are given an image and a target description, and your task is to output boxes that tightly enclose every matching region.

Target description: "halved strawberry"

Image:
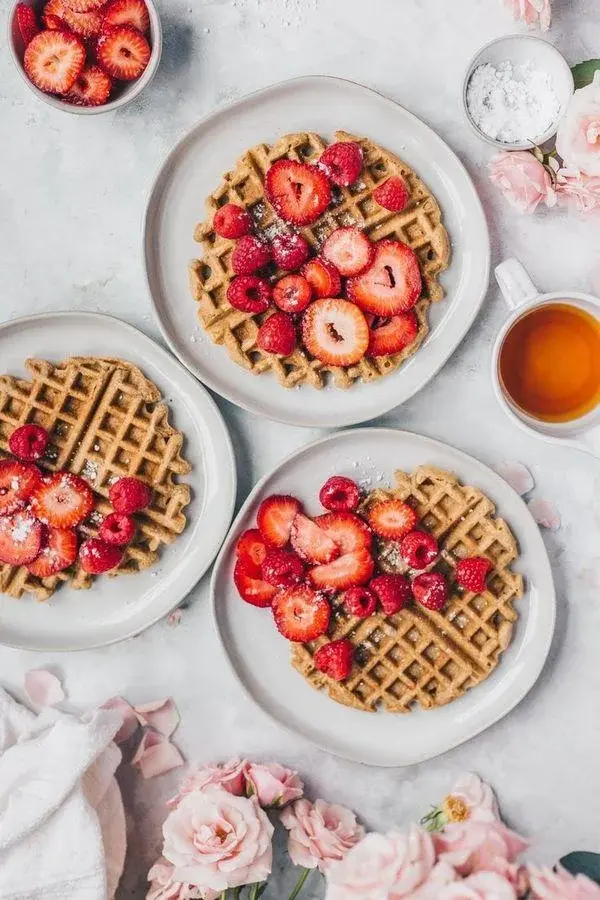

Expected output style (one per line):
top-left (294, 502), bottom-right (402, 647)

top-left (0, 511), bottom-right (43, 566)
top-left (290, 513), bottom-right (339, 564)
top-left (322, 227), bottom-right (374, 277)
top-left (265, 160), bottom-right (331, 226)
top-left (60, 3), bottom-right (105, 36)
top-left (319, 141), bottom-right (363, 187)
top-left (28, 527), bottom-right (78, 577)
top-left (65, 64), bottom-right (112, 105)
top-left (234, 558), bottom-right (276, 608)
top-left (308, 548), bottom-right (374, 592)
top-left (273, 275), bottom-right (312, 314)
top-left (0, 460), bottom-right (41, 516)
top-left (102, 0), bottom-right (149, 32)
top-left (314, 512), bottom-right (372, 554)
top-left (43, 12), bottom-right (68, 28)
top-left (301, 258), bottom-right (341, 299)
top-left (236, 528), bottom-right (268, 575)
top-left (62, 0), bottom-right (106, 11)
top-left (367, 499), bottom-right (417, 540)
top-left (16, 3), bottom-right (39, 46)
top-left (257, 494), bottom-right (302, 548)
top-left (24, 29), bottom-right (86, 94)
top-left (367, 311), bottom-right (419, 357)
top-left (302, 298), bottom-right (369, 367)
top-left (347, 240), bottom-right (422, 316)
top-left (272, 584), bottom-right (330, 642)
top-left (30, 472), bottom-right (94, 528)
top-left (97, 24), bottom-right (150, 79)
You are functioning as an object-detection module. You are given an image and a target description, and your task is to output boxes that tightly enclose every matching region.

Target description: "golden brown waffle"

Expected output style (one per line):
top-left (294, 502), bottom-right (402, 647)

top-left (189, 131), bottom-right (451, 389)
top-left (291, 466), bottom-right (524, 713)
top-left (0, 357), bottom-right (191, 601)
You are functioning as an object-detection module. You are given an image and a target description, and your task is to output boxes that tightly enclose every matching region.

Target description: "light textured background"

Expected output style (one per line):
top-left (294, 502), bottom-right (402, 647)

top-left (1, 0), bottom-right (600, 897)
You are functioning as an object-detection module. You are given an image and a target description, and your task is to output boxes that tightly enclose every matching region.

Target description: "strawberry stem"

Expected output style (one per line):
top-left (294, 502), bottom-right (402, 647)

top-left (288, 868), bottom-right (312, 900)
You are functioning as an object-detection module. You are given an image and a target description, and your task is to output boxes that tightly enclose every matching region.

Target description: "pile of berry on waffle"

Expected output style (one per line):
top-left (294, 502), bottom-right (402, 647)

top-left (190, 131), bottom-right (451, 389)
top-left (233, 466), bottom-right (524, 713)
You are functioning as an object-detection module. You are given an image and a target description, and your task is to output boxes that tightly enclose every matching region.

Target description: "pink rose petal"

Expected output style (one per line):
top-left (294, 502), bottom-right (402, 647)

top-left (102, 696), bottom-right (139, 744)
top-left (528, 498), bottom-right (561, 531)
top-left (167, 609), bottom-right (182, 627)
top-left (494, 461), bottom-right (535, 496)
top-left (131, 730), bottom-right (184, 779)
top-left (134, 698), bottom-right (180, 737)
top-left (24, 669), bottom-right (65, 708)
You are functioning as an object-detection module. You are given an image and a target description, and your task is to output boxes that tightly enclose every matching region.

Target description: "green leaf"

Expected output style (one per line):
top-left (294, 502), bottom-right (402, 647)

top-left (561, 851), bottom-right (600, 884)
top-left (571, 60), bottom-right (600, 90)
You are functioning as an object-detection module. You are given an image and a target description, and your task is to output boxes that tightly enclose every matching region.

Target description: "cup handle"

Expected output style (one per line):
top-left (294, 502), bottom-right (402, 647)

top-left (495, 258), bottom-right (539, 310)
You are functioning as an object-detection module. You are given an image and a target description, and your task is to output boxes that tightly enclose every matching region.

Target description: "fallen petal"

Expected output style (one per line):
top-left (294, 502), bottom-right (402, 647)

top-left (167, 609), bottom-right (182, 627)
top-left (528, 498), bottom-right (561, 531)
top-left (494, 461), bottom-right (535, 495)
top-left (24, 669), bottom-right (65, 708)
top-left (134, 697), bottom-right (180, 737)
top-left (102, 696), bottom-right (139, 744)
top-left (131, 729), bottom-right (184, 779)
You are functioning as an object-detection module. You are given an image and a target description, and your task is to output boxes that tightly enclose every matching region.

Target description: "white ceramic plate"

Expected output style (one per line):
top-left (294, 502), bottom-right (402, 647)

top-left (212, 429), bottom-right (555, 767)
top-left (144, 76), bottom-right (490, 427)
top-left (0, 312), bottom-right (236, 651)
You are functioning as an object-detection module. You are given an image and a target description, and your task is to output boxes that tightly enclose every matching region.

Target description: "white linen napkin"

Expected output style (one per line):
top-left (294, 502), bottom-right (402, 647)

top-left (0, 688), bottom-right (126, 900)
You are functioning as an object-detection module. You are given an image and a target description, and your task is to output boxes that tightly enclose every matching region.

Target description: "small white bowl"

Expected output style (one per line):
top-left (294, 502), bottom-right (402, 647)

top-left (463, 34), bottom-right (574, 150)
top-left (8, 0), bottom-right (162, 115)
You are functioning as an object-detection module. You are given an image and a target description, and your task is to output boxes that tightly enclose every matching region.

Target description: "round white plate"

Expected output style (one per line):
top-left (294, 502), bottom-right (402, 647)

top-left (212, 429), bottom-right (555, 767)
top-left (0, 312), bottom-right (236, 651)
top-left (144, 75), bottom-right (490, 428)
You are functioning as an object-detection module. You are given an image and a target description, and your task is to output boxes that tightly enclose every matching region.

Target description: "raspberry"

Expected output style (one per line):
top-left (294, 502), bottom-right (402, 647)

top-left (314, 639), bottom-right (354, 681)
top-left (79, 538), bottom-right (123, 574)
top-left (109, 477), bottom-right (152, 514)
top-left (455, 556), bottom-right (492, 593)
top-left (319, 476), bottom-right (360, 512)
top-left (270, 231), bottom-right (310, 270)
top-left (319, 141), bottom-right (363, 187)
top-left (8, 424), bottom-right (49, 462)
top-left (373, 176), bottom-right (409, 212)
top-left (99, 512), bottom-right (136, 546)
top-left (400, 530), bottom-right (439, 570)
top-left (261, 548), bottom-right (304, 588)
top-left (369, 574), bottom-right (411, 615)
top-left (343, 585), bottom-right (377, 618)
top-left (213, 203), bottom-right (253, 239)
top-left (257, 311), bottom-right (297, 356)
top-left (231, 235), bottom-right (271, 275)
top-left (227, 276), bottom-right (272, 314)
top-left (412, 572), bottom-right (448, 611)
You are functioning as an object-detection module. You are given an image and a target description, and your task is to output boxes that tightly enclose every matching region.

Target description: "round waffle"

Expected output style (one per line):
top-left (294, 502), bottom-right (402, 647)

top-left (189, 131), bottom-right (451, 389)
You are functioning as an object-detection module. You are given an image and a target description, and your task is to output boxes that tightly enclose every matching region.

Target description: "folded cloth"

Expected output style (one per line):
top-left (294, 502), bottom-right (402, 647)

top-left (0, 688), bottom-right (126, 900)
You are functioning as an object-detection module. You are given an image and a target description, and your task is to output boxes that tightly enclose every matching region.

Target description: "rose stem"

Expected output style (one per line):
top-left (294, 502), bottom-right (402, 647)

top-left (288, 868), bottom-right (311, 900)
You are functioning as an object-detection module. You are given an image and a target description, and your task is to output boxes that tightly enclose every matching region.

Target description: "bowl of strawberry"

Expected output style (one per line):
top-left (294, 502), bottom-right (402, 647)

top-left (9, 0), bottom-right (161, 113)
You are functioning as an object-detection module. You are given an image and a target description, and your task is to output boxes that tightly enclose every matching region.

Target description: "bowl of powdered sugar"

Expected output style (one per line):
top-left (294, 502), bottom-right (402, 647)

top-left (463, 35), bottom-right (574, 150)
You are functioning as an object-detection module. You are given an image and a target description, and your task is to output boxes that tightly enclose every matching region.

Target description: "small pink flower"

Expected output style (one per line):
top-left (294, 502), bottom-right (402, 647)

top-left (167, 758), bottom-right (246, 808)
top-left (436, 871), bottom-right (518, 899)
top-left (281, 798), bottom-right (365, 873)
top-left (556, 168), bottom-right (600, 214)
top-left (505, 0), bottom-right (551, 30)
top-left (162, 787), bottom-right (273, 893)
top-left (528, 865), bottom-right (600, 899)
top-left (557, 73), bottom-right (600, 177)
top-left (244, 761), bottom-right (304, 808)
top-left (442, 774), bottom-right (500, 825)
top-left (146, 858), bottom-right (214, 900)
top-left (434, 820), bottom-right (527, 879)
top-left (489, 152), bottom-right (557, 214)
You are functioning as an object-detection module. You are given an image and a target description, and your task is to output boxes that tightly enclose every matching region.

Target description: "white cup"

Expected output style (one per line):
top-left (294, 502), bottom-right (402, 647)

top-left (492, 258), bottom-right (600, 458)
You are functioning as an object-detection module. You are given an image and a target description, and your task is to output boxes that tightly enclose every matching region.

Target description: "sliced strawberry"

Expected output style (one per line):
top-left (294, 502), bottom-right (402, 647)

top-left (322, 227), bottom-right (374, 277)
top-left (65, 64), bottom-right (112, 105)
top-left (313, 512), bottom-right (372, 555)
top-left (236, 528), bottom-right (267, 575)
top-left (367, 311), bottom-right (419, 357)
top-left (0, 511), bottom-right (43, 566)
top-left (16, 3), bottom-right (39, 46)
top-left (31, 472), bottom-right (94, 528)
top-left (301, 258), bottom-right (341, 299)
top-left (24, 29), bottom-right (86, 94)
top-left (261, 548), bottom-right (304, 588)
top-left (28, 527), bottom-right (78, 577)
top-left (213, 204), bottom-right (253, 239)
top-left (270, 231), bottom-right (310, 271)
top-left (272, 584), bottom-right (330, 642)
top-left (102, 0), bottom-right (150, 33)
top-left (302, 298), bottom-right (369, 367)
top-left (290, 513), bottom-right (339, 564)
top-left (257, 311), bottom-right (296, 356)
top-left (309, 548), bottom-right (374, 592)
top-left (60, 4), bottom-right (105, 36)
top-left (347, 240), bottom-right (422, 316)
top-left (227, 275), bottom-right (272, 314)
top-left (314, 639), bottom-right (354, 680)
top-left (234, 558), bottom-right (276, 607)
top-left (367, 499), bottom-right (417, 540)
top-left (62, 0), bottom-right (106, 11)
top-left (96, 24), bottom-right (150, 79)
top-left (257, 494), bottom-right (302, 548)
top-left (0, 460), bottom-right (41, 516)
top-left (412, 572), bottom-right (448, 611)
top-left (265, 160), bottom-right (331, 226)
top-left (373, 176), bottom-right (409, 212)
top-left (319, 141), bottom-right (363, 187)
top-left (318, 476), bottom-right (360, 512)
top-left (273, 275), bottom-right (312, 314)
top-left (43, 12), bottom-right (68, 28)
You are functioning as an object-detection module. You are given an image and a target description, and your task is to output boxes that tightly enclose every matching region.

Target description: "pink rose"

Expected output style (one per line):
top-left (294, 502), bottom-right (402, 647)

top-left (557, 73), bottom-right (600, 176)
top-left (442, 774), bottom-right (500, 825)
top-left (434, 820), bottom-right (527, 879)
top-left (406, 862), bottom-right (457, 899)
top-left (505, 0), bottom-right (551, 30)
top-left (146, 858), bottom-right (215, 900)
top-left (489, 151), bottom-right (557, 214)
top-left (280, 798), bottom-right (365, 872)
top-left (244, 761), bottom-right (303, 808)
top-left (167, 758), bottom-right (246, 808)
top-left (556, 168), bottom-right (600, 214)
top-left (162, 787), bottom-right (273, 892)
top-left (436, 871), bottom-right (518, 899)
top-left (528, 865), bottom-right (600, 899)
